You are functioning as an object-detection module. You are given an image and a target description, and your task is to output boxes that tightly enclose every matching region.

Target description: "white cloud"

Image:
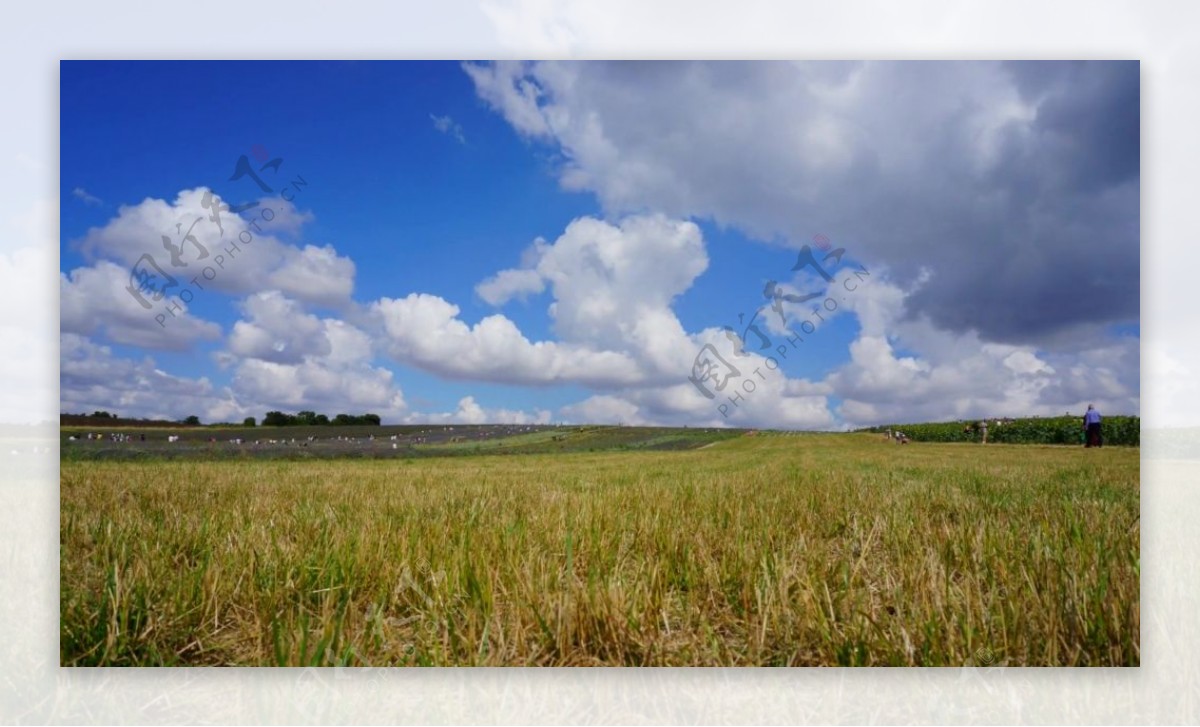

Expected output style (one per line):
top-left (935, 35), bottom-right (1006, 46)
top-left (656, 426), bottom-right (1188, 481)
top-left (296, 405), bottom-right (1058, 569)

top-left (823, 275), bottom-right (1138, 427)
top-left (1003, 350), bottom-right (1055, 376)
top-left (463, 61), bottom-right (554, 138)
top-left (59, 283), bottom-right (410, 424)
top-left (472, 214), bottom-right (708, 380)
top-left (379, 214), bottom-right (713, 391)
top-left (266, 244), bottom-right (356, 309)
top-left (231, 357), bottom-right (405, 420)
top-left (60, 260), bottom-right (223, 352)
top-left (552, 264), bottom-right (1138, 430)
top-left (533, 215), bottom-right (706, 347)
top-left (56, 69), bottom-right (1142, 431)
top-left (373, 291), bottom-right (643, 387)
top-left (559, 394), bottom-right (644, 425)
top-left (561, 375), bottom-right (836, 431)
top-left (475, 267), bottom-right (545, 305)
top-left (71, 187), bottom-right (102, 206)
top-left (222, 292), bottom-right (406, 419)
top-left (73, 187), bottom-right (354, 309)
top-left (228, 291), bottom-right (331, 364)
top-left (465, 61), bottom-right (1139, 347)
top-left (60, 185), bottom-right (357, 358)
top-left (406, 396), bottom-right (551, 425)
top-left (60, 332), bottom-right (238, 422)
top-left (430, 113), bottom-right (466, 144)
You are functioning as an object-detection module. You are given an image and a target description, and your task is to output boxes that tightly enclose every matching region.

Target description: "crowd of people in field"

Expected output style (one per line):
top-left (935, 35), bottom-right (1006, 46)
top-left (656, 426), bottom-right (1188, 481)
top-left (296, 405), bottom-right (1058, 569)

top-left (68, 432), bottom-right (145, 443)
top-left (63, 425), bottom-right (549, 451)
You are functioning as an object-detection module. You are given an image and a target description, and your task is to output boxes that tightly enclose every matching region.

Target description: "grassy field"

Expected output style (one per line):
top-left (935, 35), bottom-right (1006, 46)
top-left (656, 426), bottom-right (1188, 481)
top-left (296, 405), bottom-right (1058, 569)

top-left (60, 432), bottom-right (1139, 666)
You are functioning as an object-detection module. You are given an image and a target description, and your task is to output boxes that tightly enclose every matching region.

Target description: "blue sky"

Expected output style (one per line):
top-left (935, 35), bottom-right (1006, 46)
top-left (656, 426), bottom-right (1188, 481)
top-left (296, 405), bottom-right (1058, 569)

top-left (61, 61), bottom-right (598, 416)
top-left (60, 61), bottom-right (1140, 428)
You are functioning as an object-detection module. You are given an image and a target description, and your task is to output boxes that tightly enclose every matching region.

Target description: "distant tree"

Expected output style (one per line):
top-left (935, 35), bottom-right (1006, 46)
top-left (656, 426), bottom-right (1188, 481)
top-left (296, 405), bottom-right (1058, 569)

top-left (331, 413), bottom-right (380, 425)
top-left (315, 414), bottom-right (330, 425)
top-left (297, 410), bottom-right (318, 425)
top-left (243, 416), bottom-right (256, 427)
top-left (263, 411), bottom-right (293, 427)
top-left (91, 410), bottom-right (112, 419)
top-left (183, 415), bottom-right (201, 426)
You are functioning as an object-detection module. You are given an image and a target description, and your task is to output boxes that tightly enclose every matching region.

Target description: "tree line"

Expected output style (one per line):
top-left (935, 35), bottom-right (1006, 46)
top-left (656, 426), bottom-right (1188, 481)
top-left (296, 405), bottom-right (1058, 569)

top-left (863, 414), bottom-right (1140, 446)
top-left (255, 411), bottom-right (382, 427)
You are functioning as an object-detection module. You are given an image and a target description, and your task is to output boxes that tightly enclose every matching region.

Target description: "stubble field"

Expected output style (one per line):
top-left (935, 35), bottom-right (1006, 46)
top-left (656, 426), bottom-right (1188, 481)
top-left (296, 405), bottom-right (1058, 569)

top-left (60, 431), bottom-right (1139, 666)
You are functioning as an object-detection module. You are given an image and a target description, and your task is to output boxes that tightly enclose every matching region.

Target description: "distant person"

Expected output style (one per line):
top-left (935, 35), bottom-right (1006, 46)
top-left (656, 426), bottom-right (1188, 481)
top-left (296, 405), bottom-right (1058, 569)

top-left (979, 419), bottom-right (988, 444)
top-left (1083, 405), bottom-right (1103, 448)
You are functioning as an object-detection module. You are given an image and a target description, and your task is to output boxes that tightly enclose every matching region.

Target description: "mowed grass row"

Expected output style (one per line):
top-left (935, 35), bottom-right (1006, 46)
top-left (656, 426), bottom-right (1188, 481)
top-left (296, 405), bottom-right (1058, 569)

top-left (60, 434), bottom-right (1139, 666)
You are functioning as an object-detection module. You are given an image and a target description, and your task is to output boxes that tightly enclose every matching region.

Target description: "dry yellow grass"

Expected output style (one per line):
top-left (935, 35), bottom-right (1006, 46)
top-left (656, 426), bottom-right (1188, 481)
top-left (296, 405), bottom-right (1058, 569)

top-left (60, 433), bottom-right (1139, 666)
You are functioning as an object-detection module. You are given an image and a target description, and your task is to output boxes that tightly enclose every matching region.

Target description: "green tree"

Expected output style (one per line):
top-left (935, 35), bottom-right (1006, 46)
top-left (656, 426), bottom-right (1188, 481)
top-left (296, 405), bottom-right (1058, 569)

top-left (183, 415), bottom-right (201, 426)
top-left (263, 411), bottom-right (293, 427)
top-left (243, 416), bottom-right (256, 427)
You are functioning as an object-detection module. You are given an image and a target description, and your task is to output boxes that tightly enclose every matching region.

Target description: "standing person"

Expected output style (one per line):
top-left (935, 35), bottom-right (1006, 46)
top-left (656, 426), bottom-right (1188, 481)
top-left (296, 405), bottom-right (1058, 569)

top-left (979, 419), bottom-right (988, 444)
top-left (1083, 405), bottom-right (1103, 448)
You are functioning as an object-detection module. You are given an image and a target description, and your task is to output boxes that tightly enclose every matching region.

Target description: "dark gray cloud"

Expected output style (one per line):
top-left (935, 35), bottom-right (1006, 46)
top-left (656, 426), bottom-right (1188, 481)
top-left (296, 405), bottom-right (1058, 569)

top-left (908, 62), bottom-right (1139, 341)
top-left (467, 60), bottom-right (1139, 345)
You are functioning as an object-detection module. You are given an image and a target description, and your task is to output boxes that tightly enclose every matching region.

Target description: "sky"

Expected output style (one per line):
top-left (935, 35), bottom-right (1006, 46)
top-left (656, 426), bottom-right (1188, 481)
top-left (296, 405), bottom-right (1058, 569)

top-left (59, 60), bottom-right (1140, 429)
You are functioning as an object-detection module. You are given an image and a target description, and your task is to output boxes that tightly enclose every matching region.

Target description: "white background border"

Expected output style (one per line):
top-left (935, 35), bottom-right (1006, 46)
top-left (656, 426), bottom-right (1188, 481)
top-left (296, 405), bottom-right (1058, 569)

top-left (4, 0), bottom-right (1194, 722)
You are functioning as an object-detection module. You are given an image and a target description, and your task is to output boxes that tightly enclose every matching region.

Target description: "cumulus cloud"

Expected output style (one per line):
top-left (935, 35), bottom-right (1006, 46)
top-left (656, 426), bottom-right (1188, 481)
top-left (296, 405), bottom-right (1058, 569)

top-left (561, 373), bottom-right (836, 430)
top-left (73, 187), bottom-right (354, 309)
top-left (380, 214), bottom-right (717, 392)
top-left (465, 61), bottom-right (1139, 346)
top-left (459, 206), bottom-right (1137, 429)
top-left (474, 214), bottom-right (708, 378)
top-left (405, 396), bottom-right (551, 425)
top-left (475, 267), bottom-right (545, 305)
top-left (59, 283), bottom-right (409, 423)
top-left (60, 260), bottom-right (223, 352)
top-left (222, 292), bottom-right (406, 420)
top-left (60, 186), bottom-right (357, 357)
top-left (560, 317), bottom-right (840, 430)
top-left (823, 273), bottom-right (1139, 427)
top-left (559, 394), bottom-right (644, 425)
top-left (227, 291), bottom-right (332, 364)
top-left (534, 215), bottom-right (705, 346)
top-left (230, 357), bottom-right (405, 420)
top-left (60, 332), bottom-right (239, 422)
top-left (373, 291), bottom-right (642, 387)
